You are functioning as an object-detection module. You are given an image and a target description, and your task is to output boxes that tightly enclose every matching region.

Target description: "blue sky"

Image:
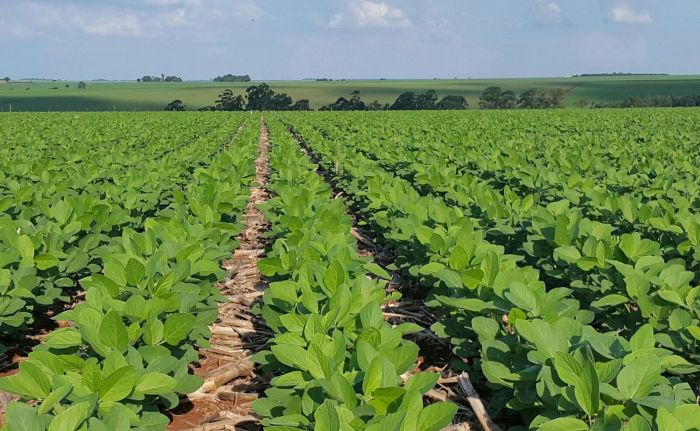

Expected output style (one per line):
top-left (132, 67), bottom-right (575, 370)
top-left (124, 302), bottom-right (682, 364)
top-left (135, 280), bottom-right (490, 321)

top-left (1, 0), bottom-right (697, 80)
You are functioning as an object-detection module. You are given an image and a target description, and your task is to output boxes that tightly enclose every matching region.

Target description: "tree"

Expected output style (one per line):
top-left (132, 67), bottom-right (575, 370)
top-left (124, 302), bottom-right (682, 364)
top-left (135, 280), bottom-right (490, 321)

top-left (213, 74), bottom-right (251, 82)
top-left (269, 93), bottom-right (293, 111)
top-left (137, 78), bottom-right (142, 83)
top-left (291, 99), bottom-right (311, 111)
top-left (2, 77), bottom-right (9, 82)
top-left (479, 87), bottom-right (517, 109)
top-left (549, 88), bottom-right (566, 108)
top-left (165, 99), bottom-right (186, 111)
top-left (390, 92), bottom-right (417, 110)
top-left (368, 100), bottom-right (384, 111)
top-left (349, 90), bottom-right (366, 110)
top-left (415, 90), bottom-right (438, 110)
top-left (322, 97), bottom-right (351, 111)
top-left (499, 90), bottom-right (517, 109)
top-left (78, 81), bottom-right (87, 90)
top-left (437, 95), bottom-right (468, 110)
top-left (245, 83), bottom-right (275, 111)
top-left (518, 88), bottom-right (566, 109)
top-left (479, 86), bottom-right (502, 109)
top-left (214, 89), bottom-right (245, 111)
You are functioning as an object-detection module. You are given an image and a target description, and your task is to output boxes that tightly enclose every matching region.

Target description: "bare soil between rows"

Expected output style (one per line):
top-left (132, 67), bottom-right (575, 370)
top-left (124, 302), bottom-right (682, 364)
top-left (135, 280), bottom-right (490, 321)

top-left (167, 118), bottom-right (271, 431)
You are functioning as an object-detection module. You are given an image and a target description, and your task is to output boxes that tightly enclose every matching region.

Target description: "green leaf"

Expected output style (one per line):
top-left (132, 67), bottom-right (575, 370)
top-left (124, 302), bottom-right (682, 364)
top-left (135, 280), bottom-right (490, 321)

top-left (418, 262), bottom-right (445, 275)
top-left (364, 262), bottom-right (391, 279)
top-left (5, 403), bottom-right (46, 431)
top-left (319, 373), bottom-right (357, 409)
top-left (99, 311), bottom-right (129, 353)
top-left (630, 324), bottom-right (655, 352)
top-left (162, 313), bottom-right (196, 345)
top-left (258, 257), bottom-right (283, 276)
top-left (104, 259), bottom-right (127, 286)
top-left (135, 372), bottom-right (177, 395)
top-left (271, 344), bottom-right (309, 370)
top-left (538, 417), bottom-right (589, 431)
top-left (0, 361), bottom-right (51, 399)
top-left (47, 401), bottom-right (92, 431)
top-left (99, 366), bottom-right (136, 402)
top-left (405, 372), bottom-right (439, 395)
top-left (448, 246), bottom-right (468, 270)
top-left (314, 400), bottom-right (339, 431)
top-left (617, 354), bottom-right (661, 400)
top-left (143, 317), bottom-right (164, 345)
top-left (362, 357), bottom-right (383, 396)
top-left (323, 260), bottom-right (345, 291)
top-left (554, 350), bottom-right (599, 416)
top-left (35, 254), bottom-right (59, 271)
top-left (554, 246), bottom-right (581, 264)
top-left (416, 402), bottom-right (457, 431)
top-left (436, 269), bottom-right (462, 288)
top-left (590, 294), bottom-right (629, 309)
top-left (125, 258), bottom-right (145, 286)
top-left (38, 384), bottom-right (72, 415)
top-left (17, 235), bottom-right (35, 261)
top-left (43, 328), bottom-right (83, 349)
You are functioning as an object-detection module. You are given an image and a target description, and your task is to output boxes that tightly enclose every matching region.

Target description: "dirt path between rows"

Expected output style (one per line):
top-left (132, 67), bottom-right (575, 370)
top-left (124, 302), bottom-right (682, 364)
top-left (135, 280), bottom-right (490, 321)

top-left (168, 117), bottom-right (271, 431)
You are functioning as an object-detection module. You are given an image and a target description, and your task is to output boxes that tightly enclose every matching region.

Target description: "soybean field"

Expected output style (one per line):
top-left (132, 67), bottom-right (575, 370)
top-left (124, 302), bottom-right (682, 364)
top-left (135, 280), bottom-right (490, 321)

top-left (0, 109), bottom-right (699, 431)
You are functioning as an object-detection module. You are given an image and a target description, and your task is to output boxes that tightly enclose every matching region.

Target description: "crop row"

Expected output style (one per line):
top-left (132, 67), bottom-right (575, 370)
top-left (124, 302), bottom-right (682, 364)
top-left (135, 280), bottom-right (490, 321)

top-left (306, 112), bottom-right (700, 268)
top-left (251, 119), bottom-right (457, 430)
top-left (301, 114), bottom-right (700, 365)
top-left (282, 113), bottom-right (700, 430)
top-left (0, 114), bottom-right (258, 430)
top-left (0, 113), bottom-right (245, 353)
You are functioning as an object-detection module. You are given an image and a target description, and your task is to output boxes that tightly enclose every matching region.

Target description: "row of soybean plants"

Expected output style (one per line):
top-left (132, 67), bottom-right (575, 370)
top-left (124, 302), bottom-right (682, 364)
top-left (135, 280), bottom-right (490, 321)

top-left (308, 111), bottom-right (700, 267)
top-left (0, 113), bottom-right (258, 430)
top-left (250, 118), bottom-right (456, 431)
top-left (305, 113), bottom-right (700, 365)
top-left (282, 113), bottom-right (700, 431)
top-left (0, 113), bottom-right (242, 353)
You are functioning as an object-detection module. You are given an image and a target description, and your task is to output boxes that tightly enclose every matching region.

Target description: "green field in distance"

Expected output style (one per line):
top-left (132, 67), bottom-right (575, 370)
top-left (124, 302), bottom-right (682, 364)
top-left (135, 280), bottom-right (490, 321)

top-left (2, 75), bottom-right (700, 111)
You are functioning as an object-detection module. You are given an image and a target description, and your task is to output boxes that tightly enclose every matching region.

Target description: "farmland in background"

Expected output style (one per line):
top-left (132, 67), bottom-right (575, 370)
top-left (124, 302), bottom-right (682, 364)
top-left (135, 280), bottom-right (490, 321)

top-left (2, 75), bottom-right (700, 111)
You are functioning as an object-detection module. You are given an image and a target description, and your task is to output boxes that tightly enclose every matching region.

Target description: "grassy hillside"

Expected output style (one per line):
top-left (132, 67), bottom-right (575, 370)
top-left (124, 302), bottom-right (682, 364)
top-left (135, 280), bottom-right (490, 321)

top-left (2, 75), bottom-right (700, 111)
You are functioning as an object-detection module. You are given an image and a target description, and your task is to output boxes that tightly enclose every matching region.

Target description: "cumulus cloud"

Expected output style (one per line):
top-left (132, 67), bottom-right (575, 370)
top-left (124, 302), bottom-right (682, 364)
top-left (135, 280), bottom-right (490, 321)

top-left (611, 4), bottom-right (653, 24)
top-left (0, 0), bottom-right (265, 39)
top-left (532, 0), bottom-right (562, 24)
top-left (328, 1), bottom-right (413, 29)
top-left (540, 1), bottom-right (561, 21)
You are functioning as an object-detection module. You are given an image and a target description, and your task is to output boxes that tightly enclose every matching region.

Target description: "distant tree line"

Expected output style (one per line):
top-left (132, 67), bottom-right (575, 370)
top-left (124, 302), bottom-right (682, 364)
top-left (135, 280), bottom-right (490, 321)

top-left (164, 84), bottom-right (571, 112)
top-left (478, 86), bottom-right (565, 109)
top-left (320, 90), bottom-right (469, 111)
top-left (213, 74), bottom-right (251, 82)
top-left (193, 83), bottom-right (310, 111)
top-left (1, 77), bottom-right (9, 82)
top-left (138, 74), bottom-right (182, 83)
top-left (594, 94), bottom-right (700, 108)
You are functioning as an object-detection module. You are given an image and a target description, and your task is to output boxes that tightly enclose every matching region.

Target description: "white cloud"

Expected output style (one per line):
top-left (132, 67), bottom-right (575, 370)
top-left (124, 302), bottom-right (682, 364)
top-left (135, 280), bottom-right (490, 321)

top-left (541, 1), bottom-right (561, 20)
top-left (328, 1), bottom-right (413, 29)
top-left (0, 0), bottom-right (266, 40)
top-left (156, 8), bottom-right (187, 27)
top-left (611, 4), bottom-right (652, 24)
top-left (533, 0), bottom-right (562, 24)
top-left (76, 13), bottom-right (143, 36)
